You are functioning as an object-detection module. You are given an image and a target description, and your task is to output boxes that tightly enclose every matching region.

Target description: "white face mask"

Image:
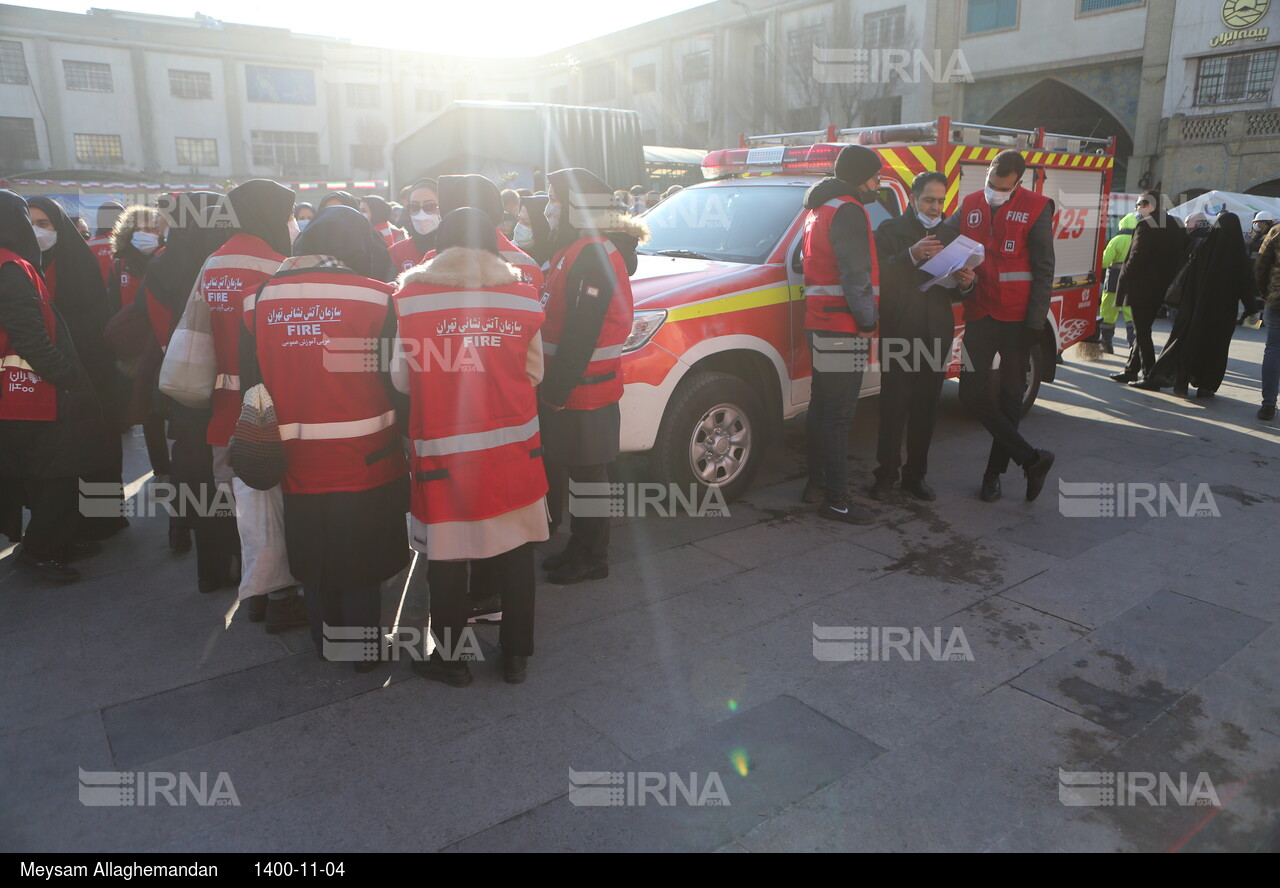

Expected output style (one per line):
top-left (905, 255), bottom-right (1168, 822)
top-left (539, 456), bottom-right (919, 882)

top-left (985, 186), bottom-right (1013, 209)
top-left (32, 225), bottom-right (57, 252)
top-left (411, 211), bottom-right (440, 235)
top-left (918, 212), bottom-right (943, 229)
top-left (513, 222), bottom-right (534, 246)
top-left (132, 231), bottom-right (160, 254)
top-left (545, 202), bottom-right (562, 232)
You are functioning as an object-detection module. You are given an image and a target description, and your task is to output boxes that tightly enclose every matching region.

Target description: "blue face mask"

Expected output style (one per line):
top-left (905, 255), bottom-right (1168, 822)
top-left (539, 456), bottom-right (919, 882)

top-left (297, 219), bottom-right (310, 231)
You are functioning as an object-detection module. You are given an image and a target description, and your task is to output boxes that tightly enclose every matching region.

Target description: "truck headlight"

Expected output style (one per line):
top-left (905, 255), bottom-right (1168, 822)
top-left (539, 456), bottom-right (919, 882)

top-left (622, 310), bottom-right (667, 354)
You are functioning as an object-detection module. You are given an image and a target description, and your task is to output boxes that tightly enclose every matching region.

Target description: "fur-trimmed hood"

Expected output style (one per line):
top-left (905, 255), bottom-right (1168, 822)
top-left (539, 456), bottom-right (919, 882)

top-left (398, 246), bottom-right (520, 290)
top-left (110, 205), bottom-right (158, 254)
top-left (587, 210), bottom-right (650, 244)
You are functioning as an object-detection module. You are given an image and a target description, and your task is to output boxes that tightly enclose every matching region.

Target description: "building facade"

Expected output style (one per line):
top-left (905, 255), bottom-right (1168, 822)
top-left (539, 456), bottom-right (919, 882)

top-left (2, 0), bottom-right (1277, 199)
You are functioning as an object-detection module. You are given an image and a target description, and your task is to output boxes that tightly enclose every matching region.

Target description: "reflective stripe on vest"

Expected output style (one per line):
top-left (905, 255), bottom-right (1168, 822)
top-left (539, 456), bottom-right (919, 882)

top-left (802, 196), bottom-right (880, 334)
top-left (397, 289), bottom-right (540, 316)
top-left (541, 342), bottom-right (624, 361)
top-left (414, 415), bottom-right (539, 458)
top-left (1000, 272), bottom-right (1034, 282)
top-left (278, 409), bottom-right (396, 442)
top-left (0, 354), bottom-right (35, 371)
top-left (959, 188), bottom-right (1051, 324)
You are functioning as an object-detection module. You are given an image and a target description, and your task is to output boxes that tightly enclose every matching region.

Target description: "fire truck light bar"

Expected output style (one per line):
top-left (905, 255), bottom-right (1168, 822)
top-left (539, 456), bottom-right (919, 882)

top-left (701, 144), bottom-right (846, 179)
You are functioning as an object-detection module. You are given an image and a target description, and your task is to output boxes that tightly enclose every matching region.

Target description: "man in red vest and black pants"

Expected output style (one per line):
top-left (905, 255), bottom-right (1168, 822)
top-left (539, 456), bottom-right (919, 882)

top-left (800, 145), bottom-right (882, 524)
top-left (948, 150), bottom-right (1056, 503)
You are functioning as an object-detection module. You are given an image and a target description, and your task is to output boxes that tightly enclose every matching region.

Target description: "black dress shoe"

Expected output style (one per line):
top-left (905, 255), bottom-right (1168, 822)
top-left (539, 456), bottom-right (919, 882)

top-left (503, 655), bottom-right (529, 684)
top-left (901, 478), bottom-right (936, 502)
top-left (1023, 450), bottom-right (1056, 503)
top-left (1195, 389), bottom-right (1216, 399)
top-left (265, 593), bottom-right (308, 634)
top-left (412, 652), bottom-right (473, 687)
top-left (13, 551), bottom-right (80, 583)
top-left (801, 482), bottom-right (827, 504)
top-left (547, 558), bottom-right (609, 585)
top-left (868, 477), bottom-right (894, 502)
top-left (1129, 378), bottom-right (1164, 391)
top-left (246, 594), bottom-right (267, 622)
top-left (980, 473), bottom-right (1002, 503)
top-left (1172, 385), bottom-right (1189, 397)
top-left (1110, 372), bottom-right (1138, 383)
top-left (1260, 405), bottom-right (1277, 421)
top-left (68, 540), bottom-right (102, 562)
top-left (541, 547), bottom-right (578, 571)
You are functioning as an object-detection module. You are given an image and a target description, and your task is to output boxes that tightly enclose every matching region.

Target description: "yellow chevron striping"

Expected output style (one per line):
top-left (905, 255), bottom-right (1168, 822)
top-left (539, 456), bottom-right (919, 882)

top-left (909, 145), bottom-right (937, 171)
top-left (945, 147), bottom-right (965, 177)
top-left (882, 150), bottom-right (917, 188)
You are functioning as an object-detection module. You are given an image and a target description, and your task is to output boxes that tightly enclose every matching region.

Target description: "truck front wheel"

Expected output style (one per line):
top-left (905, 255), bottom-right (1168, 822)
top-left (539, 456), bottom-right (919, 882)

top-left (650, 371), bottom-right (763, 502)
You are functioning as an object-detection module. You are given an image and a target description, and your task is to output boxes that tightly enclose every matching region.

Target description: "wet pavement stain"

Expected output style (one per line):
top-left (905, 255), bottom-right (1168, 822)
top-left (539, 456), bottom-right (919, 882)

top-left (1096, 649), bottom-right (1136, 677)
top-left (885, 532), bottom-right (1005, 588)
top-left (1056, 676), bottom-right (1181, 734)
top-left (1209, 484), bottom-right (1275, 506)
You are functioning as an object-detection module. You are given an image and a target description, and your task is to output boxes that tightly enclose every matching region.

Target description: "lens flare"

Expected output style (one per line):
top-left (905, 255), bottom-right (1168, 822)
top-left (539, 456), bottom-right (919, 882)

top-left (727, 699), bottom-right (739, 712)
top-left (729, 748), bottom-right (749, 777)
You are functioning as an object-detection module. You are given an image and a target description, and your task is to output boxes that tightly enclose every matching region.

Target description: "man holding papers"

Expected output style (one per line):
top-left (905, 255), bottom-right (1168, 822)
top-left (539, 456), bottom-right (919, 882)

top-left (870, 171), bottom-right (974, 502)
top-left (947, 150), bottom-right (1057, 504)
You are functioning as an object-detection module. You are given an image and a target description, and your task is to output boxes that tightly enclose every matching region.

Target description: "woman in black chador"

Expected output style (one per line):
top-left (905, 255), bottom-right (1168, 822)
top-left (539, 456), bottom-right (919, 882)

top-left (1150, 212), bottom-right (1262, 399)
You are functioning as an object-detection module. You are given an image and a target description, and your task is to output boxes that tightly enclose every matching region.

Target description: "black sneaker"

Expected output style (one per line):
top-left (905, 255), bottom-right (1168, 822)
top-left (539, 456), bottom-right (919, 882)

top-left (1259, 405), bottom-right (1277, 421)
top-left (546, 558), bottom-right (609, 585)
top-left (980, 473), bottom-right (1002, 503)
top-left (1023, 450), bottom-right (1056, 503)
top-left (265, 592), bottom-right (308, 634)
top-left (868, 477), bottom-right (894, 502)
top-left (819, 498), bottom-right (874, 525)
top-left (503, 655), bottom-right (529, 684)
top-left (13, 550), bottom-right (80, 583)
top-left (412, 652), bottom-right (473, 687)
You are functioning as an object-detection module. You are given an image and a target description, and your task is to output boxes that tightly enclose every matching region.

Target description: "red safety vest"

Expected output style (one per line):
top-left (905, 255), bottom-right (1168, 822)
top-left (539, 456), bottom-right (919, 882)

top-left (802, 195), bottom-right (880, 334)
top-left (958, 187), bottom-right (1052, 324)
top-left (200, 233), bottom-right (285, 446)
top-left (247, 260), bottom-right (404, 496)
top-left (0, 249), bottom-right (58, 422)
top-left (541, 235), bottom-right (632, 411)
top-left (388, 237), bottom-right (425, 275)
top-left (421, 231), bottom-right (544, 291)
top-left (87, 236), bottom-right (114, 284)
top-left (393, 276), bottom-right (546, 524)
top-left (375, 222), bottom-right (404, 248)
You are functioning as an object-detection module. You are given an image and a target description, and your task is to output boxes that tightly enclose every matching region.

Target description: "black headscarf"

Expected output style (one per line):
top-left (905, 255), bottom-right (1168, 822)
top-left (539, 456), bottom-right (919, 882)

top-left (520, 194), bottom-right (552, 266)
top-left (145, 192), bottom-right (234, 329)
top-left (547, 168), bottom-right (638, 273)
top-left (0, 189), bottom-right (41, 268)
top-left (293, 205), bottom-right (382, 279)
top-left (361, 195), bottom-right (397, 227)
top-left (95, 201), bottom-right (124, 237)
top-left (226, 179), bottom-right (295, 258)
top-left (27, 195), bottom-right (115, 409)
top-left (403, 178), bottom-right (440, 254)
top-left (319, 190), bottom-right (359, 211)
top-left (437, 175), bottom-right (503, 229)
top-left (436, 208), bottom-right (499, 256)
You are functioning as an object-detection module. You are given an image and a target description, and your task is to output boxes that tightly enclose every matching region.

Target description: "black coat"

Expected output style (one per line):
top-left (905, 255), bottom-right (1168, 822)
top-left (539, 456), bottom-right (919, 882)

top-left (0, 263), bottom-right (108, 481)
top-left (1116, 211), bottom-right (1188, 312)
top-left (873, 211), bottom-right (959, 349)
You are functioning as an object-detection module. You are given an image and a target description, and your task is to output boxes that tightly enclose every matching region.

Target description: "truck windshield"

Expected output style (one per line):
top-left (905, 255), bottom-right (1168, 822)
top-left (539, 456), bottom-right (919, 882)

top-left (638, 184), bottom-right (803, 265)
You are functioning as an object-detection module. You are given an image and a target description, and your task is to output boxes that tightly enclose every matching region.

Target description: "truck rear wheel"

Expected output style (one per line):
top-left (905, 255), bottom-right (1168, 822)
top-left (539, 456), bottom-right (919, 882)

top-left (651, 371), bottom-right (763, 502)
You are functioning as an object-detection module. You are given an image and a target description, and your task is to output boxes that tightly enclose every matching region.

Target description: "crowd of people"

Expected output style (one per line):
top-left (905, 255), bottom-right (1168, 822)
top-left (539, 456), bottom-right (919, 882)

top-left (0, 169), bottom-right (647, 687)
top-left (2, 149), bottom-right (1274, 687)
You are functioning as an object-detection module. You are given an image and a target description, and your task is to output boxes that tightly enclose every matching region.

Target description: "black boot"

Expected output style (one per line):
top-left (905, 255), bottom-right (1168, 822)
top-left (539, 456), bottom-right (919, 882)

top-left (1100, 325), bottom-right (1115, 355)
top-left (980, 473), bottom-right (1002, 503)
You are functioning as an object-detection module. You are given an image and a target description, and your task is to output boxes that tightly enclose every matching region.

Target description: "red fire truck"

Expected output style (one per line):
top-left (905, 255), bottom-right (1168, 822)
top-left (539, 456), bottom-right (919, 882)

top-left (617, 117), bottom-right (1115, 499)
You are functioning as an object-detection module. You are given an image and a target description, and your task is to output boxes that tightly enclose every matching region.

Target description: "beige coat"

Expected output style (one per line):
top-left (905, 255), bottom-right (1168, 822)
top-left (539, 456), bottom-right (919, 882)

top-left (392, 247), bottom-right (549, 561)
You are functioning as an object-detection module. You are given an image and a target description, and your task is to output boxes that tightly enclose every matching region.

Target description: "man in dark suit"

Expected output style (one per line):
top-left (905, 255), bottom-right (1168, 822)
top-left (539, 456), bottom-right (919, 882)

top-left (1112, 193), bottom-right (1188, 386)
top-left (870, 171), bottom-right (973, 502)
